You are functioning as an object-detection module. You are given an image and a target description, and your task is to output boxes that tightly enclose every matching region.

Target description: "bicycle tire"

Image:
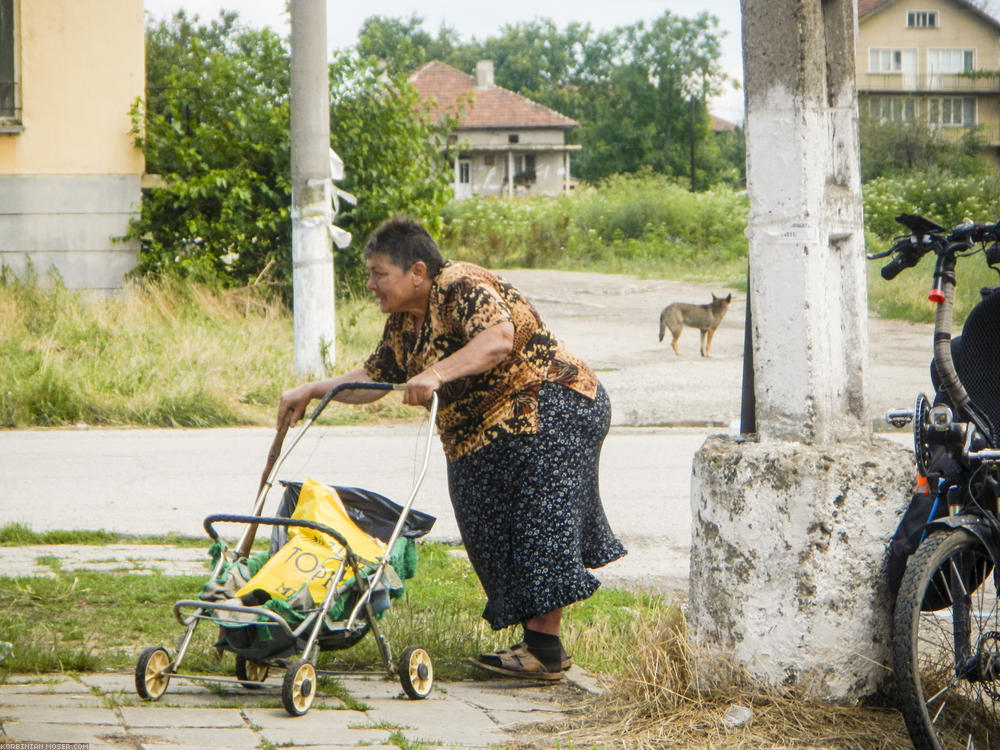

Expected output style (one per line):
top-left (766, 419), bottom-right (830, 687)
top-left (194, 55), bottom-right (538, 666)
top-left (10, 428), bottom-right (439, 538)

top-left (893, 528), bottom-right (1000, 749)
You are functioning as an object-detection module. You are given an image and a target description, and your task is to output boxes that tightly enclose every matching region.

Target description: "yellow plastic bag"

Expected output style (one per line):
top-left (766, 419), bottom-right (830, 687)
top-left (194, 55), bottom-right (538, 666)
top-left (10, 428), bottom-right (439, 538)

top-left (237, 478), bottom-right (388, 603)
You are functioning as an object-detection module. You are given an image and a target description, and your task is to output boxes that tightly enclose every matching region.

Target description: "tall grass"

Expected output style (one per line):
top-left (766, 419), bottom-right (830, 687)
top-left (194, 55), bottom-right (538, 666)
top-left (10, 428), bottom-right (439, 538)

top-left (441, 172), bottom-right (750, 286)
top-left (0, 268), bottom-right (407, 428)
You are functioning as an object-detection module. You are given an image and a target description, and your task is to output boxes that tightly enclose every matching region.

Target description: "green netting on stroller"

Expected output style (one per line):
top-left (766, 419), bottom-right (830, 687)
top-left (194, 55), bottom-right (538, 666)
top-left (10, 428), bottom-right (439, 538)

top-left (199, 479), bottom-right (434, 661)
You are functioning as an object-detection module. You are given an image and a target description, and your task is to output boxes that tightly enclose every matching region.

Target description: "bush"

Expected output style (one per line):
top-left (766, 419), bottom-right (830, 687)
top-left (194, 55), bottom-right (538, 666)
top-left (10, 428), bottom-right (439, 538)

top-left (440, 172), bottom-right (749, 282)
top-left (863, 171), bottom-right (1000, 239)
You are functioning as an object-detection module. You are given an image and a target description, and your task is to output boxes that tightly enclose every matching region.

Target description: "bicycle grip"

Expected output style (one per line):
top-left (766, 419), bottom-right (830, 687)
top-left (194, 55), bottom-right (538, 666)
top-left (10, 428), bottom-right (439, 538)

top-left (881, 253), bottom-right (917, 280)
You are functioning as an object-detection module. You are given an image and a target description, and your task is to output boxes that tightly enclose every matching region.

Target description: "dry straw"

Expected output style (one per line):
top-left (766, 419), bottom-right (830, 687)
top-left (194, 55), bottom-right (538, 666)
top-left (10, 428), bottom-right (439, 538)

top-left (553, 608), bottom-right (912, 749)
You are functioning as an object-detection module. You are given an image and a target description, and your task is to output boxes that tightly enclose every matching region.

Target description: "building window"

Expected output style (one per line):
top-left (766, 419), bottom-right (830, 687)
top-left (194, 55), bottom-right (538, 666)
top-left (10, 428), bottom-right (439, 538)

top-left (869, 48), bottom-right (917, 73)
top-left (0, 0), bottom-right (16, 120)
top-left (928, 48), bottom-right (975, 75)
top-left (869, 96), bottom-right (916, 122)
top-left (458, 160), bottom-right (470, 184)
top-left (928, 97), bottom-right (976, 126)
top-left (907, 11), bottom-right (938, 28)
top-left (507, 134), bottom-right (519, 144)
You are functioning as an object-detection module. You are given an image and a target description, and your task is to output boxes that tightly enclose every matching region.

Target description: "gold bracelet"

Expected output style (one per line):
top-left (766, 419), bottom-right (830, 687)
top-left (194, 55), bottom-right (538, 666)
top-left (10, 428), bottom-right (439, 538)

top-left (430, 365), bottom-right (445, 386)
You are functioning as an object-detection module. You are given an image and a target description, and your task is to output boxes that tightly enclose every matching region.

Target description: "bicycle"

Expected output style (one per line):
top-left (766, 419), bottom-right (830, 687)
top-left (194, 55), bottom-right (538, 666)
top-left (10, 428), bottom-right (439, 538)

top-left (871, 213), bottom-right (1000, 749)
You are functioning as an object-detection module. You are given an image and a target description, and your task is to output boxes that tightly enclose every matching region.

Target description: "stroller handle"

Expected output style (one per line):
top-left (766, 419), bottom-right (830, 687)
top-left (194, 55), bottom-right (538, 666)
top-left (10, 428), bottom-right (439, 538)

top-left (206, 514), bottom-right (351, 551)
top-left (309, 381), bottom-right (404, 421)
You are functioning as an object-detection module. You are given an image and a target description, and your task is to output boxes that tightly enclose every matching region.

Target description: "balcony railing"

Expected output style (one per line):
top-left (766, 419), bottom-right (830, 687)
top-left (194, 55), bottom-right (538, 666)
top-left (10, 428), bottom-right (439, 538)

top-left (934, 122), bottom-right (1000, 145)
top-left (859, 71), bottom-right (1000, 93)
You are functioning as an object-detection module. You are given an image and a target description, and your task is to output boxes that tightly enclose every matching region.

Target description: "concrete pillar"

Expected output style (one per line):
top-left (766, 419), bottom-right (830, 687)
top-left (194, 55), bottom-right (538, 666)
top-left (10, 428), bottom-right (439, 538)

top-left (290, 0), bottom-right (336, 377)
top-left (743, 0), bottom-right (868, 445)
top-left (688, 0), bottom-right (914, 701)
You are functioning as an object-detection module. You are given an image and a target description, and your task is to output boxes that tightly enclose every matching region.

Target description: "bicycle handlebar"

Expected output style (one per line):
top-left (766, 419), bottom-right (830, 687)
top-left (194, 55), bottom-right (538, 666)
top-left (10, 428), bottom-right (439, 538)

top-left (872, 213), bottom-right (1000, 443)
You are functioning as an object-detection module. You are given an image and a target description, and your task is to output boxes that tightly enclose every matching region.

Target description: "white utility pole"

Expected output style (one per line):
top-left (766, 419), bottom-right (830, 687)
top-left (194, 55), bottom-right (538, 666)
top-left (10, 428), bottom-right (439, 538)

top-left (290, 0), bottom-right (336, 376)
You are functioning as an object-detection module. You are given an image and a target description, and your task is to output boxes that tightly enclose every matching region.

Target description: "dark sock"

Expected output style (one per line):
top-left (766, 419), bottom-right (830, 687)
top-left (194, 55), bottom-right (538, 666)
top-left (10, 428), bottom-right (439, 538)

top-left (523, 628), bottom-right (562, 671)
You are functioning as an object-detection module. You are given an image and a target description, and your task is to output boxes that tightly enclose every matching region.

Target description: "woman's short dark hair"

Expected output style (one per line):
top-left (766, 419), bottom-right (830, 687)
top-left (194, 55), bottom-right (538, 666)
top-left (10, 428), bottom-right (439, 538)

top-left (363, 216), bottom-right (445, 277)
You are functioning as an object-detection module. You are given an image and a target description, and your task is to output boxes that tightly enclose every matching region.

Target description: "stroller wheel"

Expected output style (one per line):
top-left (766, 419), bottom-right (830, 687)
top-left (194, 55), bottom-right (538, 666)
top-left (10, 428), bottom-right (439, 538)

top-left (235, 654), bottom-right (269, 688)
top-left (399, 646), bottom-right (434, 699)
top-left (282, 659), bottom-right (317, 716)
top-left (135, 646), bottom-right (171, 701)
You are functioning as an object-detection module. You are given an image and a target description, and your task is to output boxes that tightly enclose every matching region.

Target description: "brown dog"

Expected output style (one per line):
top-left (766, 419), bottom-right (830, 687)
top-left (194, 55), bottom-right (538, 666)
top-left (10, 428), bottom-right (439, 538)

top-left (658, 293), bottom-right (732, 357)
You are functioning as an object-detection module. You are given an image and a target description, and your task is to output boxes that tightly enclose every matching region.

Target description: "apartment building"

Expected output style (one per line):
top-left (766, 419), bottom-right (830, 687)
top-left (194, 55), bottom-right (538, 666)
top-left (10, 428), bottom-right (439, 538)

top-left (858, 0), bottom-right (1000, 147)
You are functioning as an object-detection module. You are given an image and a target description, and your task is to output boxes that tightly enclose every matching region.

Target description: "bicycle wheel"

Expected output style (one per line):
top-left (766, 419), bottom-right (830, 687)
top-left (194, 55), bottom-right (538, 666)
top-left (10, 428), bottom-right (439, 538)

top-left (893, 528), bottom-right (1000, 749)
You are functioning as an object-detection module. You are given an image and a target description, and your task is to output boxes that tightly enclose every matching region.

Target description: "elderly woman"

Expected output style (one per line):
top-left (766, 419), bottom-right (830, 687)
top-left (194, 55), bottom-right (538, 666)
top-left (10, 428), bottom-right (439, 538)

top-left (277, 216), bottom-right (626, 680)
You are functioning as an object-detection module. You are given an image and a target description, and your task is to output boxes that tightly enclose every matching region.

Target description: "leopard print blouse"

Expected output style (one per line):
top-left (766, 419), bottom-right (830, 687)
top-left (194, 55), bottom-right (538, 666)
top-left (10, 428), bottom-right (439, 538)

top-left (363, 261), bottom-right (598, 461)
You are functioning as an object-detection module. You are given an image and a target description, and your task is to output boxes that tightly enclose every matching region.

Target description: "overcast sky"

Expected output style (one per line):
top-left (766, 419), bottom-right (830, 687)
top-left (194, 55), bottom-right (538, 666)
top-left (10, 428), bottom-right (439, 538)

top-left (142, 0), bottom-right (745, 123)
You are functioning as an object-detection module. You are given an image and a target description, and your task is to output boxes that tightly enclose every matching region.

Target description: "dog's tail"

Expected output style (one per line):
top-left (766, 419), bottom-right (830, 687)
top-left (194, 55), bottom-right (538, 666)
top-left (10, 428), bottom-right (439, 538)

top-left (658, 307), bottom-right (668, 342)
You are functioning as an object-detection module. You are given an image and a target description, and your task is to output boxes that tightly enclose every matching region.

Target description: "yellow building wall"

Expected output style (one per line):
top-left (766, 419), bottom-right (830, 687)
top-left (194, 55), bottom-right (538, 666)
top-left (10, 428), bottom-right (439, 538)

top-left (858, 0), bottom-right (1000, 75)
top-left (0, 0), bottom-right (144, 175)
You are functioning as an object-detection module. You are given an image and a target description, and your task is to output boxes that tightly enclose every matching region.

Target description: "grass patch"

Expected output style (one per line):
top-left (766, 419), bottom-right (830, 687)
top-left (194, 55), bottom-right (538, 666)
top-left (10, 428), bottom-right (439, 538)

top-left (0, 541), bottom-right (664, 682)
top-left (0, 523), bottom-right (208, 548)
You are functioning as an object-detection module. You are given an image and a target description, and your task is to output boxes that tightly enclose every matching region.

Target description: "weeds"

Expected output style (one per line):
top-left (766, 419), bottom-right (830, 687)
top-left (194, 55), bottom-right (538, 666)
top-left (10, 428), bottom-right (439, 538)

top-left (569, 609), bottom-right (912, 749)
top-left (0, 273), bottom-right (420, 428)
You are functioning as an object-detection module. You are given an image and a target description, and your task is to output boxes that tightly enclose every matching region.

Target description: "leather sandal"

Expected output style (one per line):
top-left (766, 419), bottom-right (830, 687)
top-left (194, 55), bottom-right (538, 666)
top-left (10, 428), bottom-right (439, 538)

top-left (470, 643), bottom-right (563, 681)
top-left (499, 640), bottom-right (573, 670)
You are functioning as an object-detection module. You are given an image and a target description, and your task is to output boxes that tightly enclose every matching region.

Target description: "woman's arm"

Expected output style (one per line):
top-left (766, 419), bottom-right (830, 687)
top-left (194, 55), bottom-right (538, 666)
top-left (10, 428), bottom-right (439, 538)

top-left (276, 366), bottom-right (385, 428)
top-left (403, 322), bottom-right (515, 405)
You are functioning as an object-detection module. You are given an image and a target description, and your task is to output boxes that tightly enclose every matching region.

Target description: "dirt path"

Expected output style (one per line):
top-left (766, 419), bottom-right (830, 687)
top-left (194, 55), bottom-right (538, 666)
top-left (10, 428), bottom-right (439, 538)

top-left (499, 269), bottom-right (935, 428)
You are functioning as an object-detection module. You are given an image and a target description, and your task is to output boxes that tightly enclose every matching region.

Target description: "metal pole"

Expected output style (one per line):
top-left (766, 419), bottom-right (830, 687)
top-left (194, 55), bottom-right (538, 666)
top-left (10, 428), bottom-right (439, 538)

top-left (291, 0), bottom-right (336, 376)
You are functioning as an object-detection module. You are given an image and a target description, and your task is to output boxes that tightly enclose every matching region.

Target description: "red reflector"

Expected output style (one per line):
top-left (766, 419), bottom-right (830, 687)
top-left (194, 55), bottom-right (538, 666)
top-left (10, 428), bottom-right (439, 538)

top-left (929, 289), bottom-right (946, 303)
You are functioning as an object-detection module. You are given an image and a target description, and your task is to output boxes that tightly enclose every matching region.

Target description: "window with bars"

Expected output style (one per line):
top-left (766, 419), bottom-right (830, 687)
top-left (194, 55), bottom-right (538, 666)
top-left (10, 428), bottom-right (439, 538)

top-left (928, 97), bottom-right (976, 126)
top-left (869, 96), bottom-right (917, 122)
top-left (907, 11), bottom-right (938, 28)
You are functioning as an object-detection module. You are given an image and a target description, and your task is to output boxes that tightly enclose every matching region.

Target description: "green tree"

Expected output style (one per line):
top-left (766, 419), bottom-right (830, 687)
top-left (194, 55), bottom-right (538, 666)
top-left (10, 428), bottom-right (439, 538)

top-left (858, 114), bottom-right (989, 183)
top-left (356, 14), bottom-right (461, 75)
top-left (571, 12), bottom-right (729, 183)
top-left (353, 12), bottom-right (738, 187)
top-left (328, 50), bottom-right (458, 287)
top-left (130, 11), bottom-right (455, 291)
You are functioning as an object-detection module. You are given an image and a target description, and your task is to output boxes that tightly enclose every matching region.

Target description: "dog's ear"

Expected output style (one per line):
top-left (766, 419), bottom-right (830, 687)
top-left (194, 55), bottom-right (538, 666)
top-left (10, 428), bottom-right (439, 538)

top-left (725, 293), bottom-right (732, 302)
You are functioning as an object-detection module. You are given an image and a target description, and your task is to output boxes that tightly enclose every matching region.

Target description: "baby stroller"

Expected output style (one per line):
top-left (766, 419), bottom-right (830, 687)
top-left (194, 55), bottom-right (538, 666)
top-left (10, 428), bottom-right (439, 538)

top-left (134, 383), bottom-right (438, 715)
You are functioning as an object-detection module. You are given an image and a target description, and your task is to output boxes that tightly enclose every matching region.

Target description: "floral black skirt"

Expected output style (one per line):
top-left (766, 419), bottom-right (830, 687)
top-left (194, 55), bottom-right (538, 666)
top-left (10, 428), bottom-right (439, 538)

top-left (446, 382), bottom-right (627, 630)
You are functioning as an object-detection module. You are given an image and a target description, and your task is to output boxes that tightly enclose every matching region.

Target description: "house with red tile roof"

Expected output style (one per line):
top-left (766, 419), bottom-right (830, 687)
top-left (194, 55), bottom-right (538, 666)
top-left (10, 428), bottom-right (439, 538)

top-left (408, 60), bottom-right (581, 199)
top-left (857, 0), bottom-right (1000, 149)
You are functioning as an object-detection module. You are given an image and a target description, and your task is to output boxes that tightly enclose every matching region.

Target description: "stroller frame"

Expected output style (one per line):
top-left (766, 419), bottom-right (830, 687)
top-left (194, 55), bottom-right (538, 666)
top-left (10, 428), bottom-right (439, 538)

top-left (135, 384), bottom-right (439, 715)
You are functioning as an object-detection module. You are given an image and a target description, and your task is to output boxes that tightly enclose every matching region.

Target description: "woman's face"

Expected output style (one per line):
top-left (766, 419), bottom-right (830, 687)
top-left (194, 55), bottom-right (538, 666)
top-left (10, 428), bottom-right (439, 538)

top-left (365, 253), bottom-right (426, 315)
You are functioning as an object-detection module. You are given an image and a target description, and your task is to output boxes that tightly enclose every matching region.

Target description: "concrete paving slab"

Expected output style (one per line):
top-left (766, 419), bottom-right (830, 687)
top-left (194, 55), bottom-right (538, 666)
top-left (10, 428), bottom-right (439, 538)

top-left (1, 674), bottom-right (91, 692)
top-left (441, 679), bottom-right (581, 712)
top-left (0, 691), bottom-right (103, 707)
top-left (246, 706), bottom-right (391, 746)
top-left (489, 708), bottom-right (571, 733)
top-left (129, 725), bottom-right (260, 746)
top-left (120, 705), bottom-right (248, 728)
top-left (1, 719), bottom-right (128, 746)
top-left (3, 706), bottom-right (120, 726)
top-left (363, 695), bottom-right (510, 747)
